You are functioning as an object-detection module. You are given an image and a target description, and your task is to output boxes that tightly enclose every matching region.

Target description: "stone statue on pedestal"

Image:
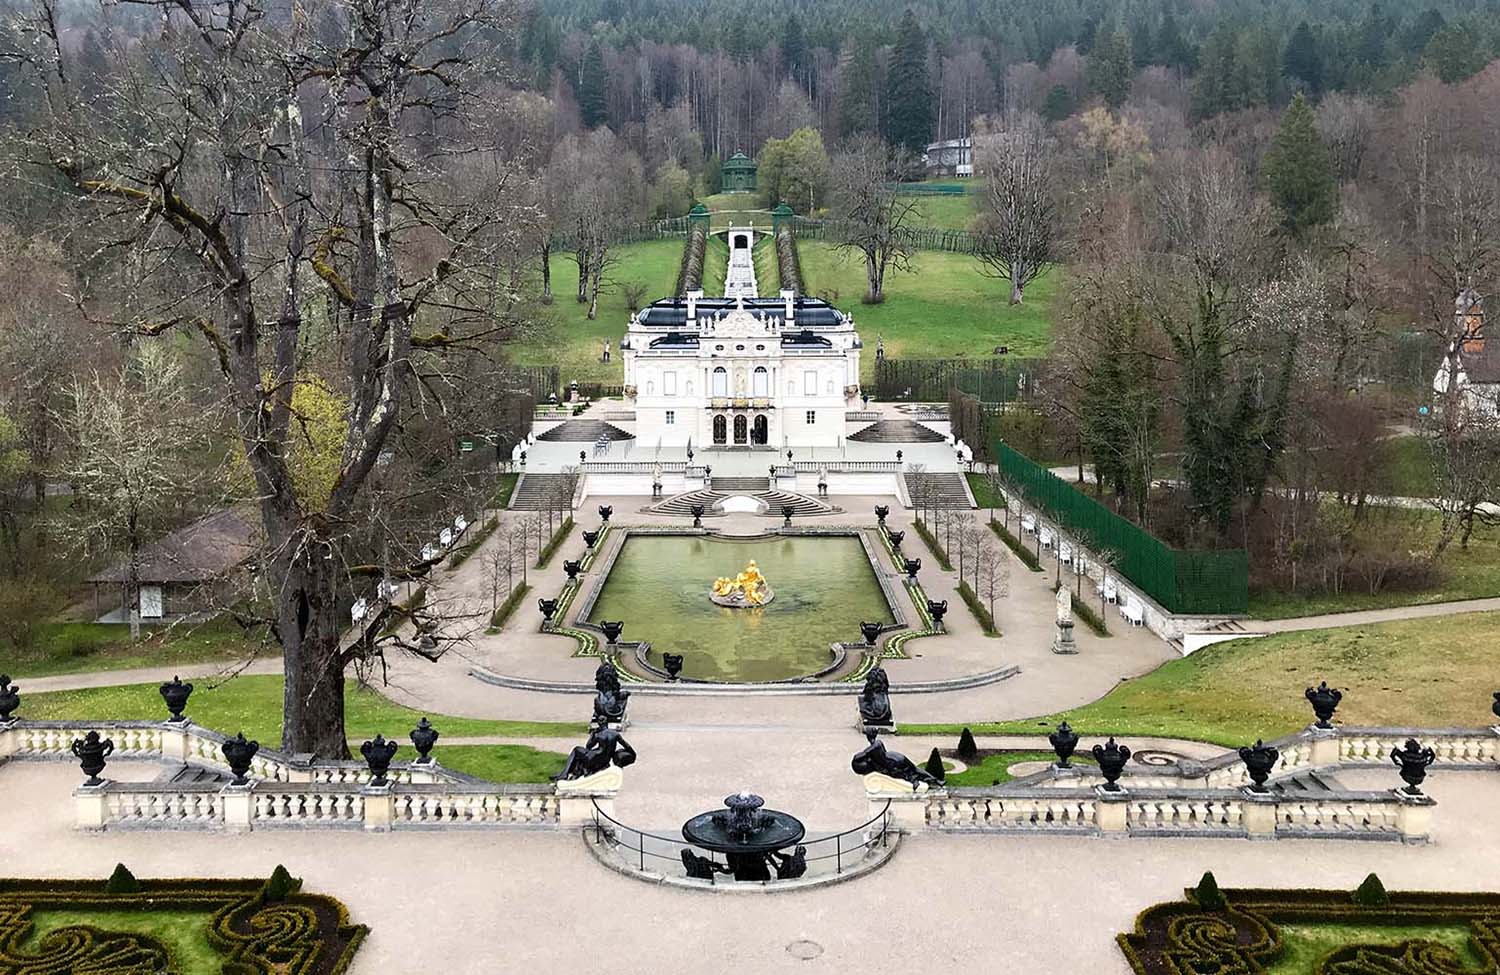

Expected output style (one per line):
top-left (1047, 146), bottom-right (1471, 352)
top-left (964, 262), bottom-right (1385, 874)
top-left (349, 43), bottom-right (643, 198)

top-left (857, 664), bottom-right (893, 727)
top-left (593, 661), bottom-right (631, 724)
top-left (553, 725), bottom-right (637, 781)
top-left (1052, 586), bottom-right (1078, 655)
top-left (851, 729), bottom-right (939, 788)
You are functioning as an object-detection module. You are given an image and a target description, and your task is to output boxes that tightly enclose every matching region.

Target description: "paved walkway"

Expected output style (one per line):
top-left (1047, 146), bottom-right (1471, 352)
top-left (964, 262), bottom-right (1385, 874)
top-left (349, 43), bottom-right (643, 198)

top-left (1249, 596), bottom-right (1500, 633)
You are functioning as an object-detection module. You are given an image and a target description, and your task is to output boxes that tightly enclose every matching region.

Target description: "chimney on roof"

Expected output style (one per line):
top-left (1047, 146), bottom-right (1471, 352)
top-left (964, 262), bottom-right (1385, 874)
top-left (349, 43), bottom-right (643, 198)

top-left (781, 289), bottom-right (795, 325)
top-left (1458, 289), bottom-right (1485, 355)
top-left (687, 289), bottom-right (701, 325)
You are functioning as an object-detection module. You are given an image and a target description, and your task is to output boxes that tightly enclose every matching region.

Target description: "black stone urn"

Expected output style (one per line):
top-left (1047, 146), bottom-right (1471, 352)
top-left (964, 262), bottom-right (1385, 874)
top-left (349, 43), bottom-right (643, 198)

top-left (903, 557), bottom-right (922, 582)
top-left (860, 621), bottom-right (884, 646)
top-left (1091, 737), bottom-right (1131, 791)
top-left (770, 465), bottom-right (778, 480)
top-left (563, 559), bottom-right (582, 581)
top-left (874, 505), bottom-right (889, 526)
top-left (597, 505), bottom-right (612, 524)
top-left (1305, 681), bottom-right (1343, 729)
top-left (663, 653), bottom-right (684, 681)
top-left (786, 450), bottom-right (794, 465)
top-left (1049, 722), bottom-right (1079, 768)
top-left (221, 733), bottom-right (260, 786)
top-left (0, 675), bottom-right (18, 722)
top-left (410, 717), bottom-right (440, 763)
top-left (537, 598), bottom-right (559, 625)
top-left (927, 599), bottom-right (948, 629)
top-left (896, 450), bottom-right (904, 464)
top-left (1392, 738), bottom-right (1436, 795)
top-left (579, 450), bottom-right (587, 464)
top-left (782, 504), bottom-right (795, 527)
top-left (582, 529), bottom-right (600, 549)
top-left (887, 530), bottom-right (904, 551)
top-left (158, 676), bottom-right (193, 723)
top-left (361, 734), bottom-right (400, 786)
top-left (599, 620), bottom-right (625, 645)
top-left (71, 731), bottom-right (114, 786)
top-left (1238, 740), bottom-right (1280, 792)
top-left (690, 504), bottom-right (706, 528)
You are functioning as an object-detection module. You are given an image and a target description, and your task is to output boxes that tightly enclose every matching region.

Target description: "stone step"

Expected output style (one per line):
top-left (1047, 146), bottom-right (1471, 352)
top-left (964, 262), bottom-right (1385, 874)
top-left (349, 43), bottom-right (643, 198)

top-left (712, 477), bottom-right (770, 492)
top-left (511, 473), bottom-right (578, 510)
top-left (848, 419), bottom-right (946, 443)
top-left (535, 419), bottom-right (634, 443)
top-left (903, 472), bottom-right (973, 509)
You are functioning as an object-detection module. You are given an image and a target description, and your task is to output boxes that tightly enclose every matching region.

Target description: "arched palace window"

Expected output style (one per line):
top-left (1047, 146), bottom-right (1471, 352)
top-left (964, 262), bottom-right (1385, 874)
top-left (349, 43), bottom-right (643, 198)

top-left (753, 366), bottom-right (768, 397)
top-left (712, 367), bottom-right (728, 397)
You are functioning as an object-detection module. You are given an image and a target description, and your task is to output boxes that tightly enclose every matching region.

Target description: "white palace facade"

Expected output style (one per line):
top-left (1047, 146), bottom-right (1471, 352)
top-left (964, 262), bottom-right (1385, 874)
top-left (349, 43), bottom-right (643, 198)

top-left (622, 289), bottom-right (862, 451)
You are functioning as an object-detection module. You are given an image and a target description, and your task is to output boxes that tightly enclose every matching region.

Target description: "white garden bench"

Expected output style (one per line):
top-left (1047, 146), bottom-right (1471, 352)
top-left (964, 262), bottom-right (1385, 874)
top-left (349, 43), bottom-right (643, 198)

top-left (1021, 513), bottom-right (1037, 534)
top-left (1097, 578), bottom-right (1119, 603)
top-left (1039, 527), bottom-right (1055, 548)
top-left (1121, 600), bottom-right (1145, 626)
top-left (1058, 542), bottom-right (1073, 564)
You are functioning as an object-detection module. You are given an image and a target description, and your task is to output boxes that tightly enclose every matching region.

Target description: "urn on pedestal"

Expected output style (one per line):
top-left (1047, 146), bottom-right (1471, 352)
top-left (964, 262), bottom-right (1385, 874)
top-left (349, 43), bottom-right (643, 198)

top-left (71, 731), bottom-right (114, 786)
top-left (410, 718), bottom-right (440, 763)
top-left (926, 599), bottom-right (948, 630)
top-left (537, 598), bottom-right (559, 625)
top-left (1049, 722), bottom-right (1079, 768)
top-left (690, 504), bottom-right (706, 528)
top-left (582, 530), bottom-right (600, 549)
top-left (1305, 681), bottom-right (1343, 729)
top-left (663, 653), bottom-right (684, 681)
top-left (887, 531), bottom-right (904, 552)
top-left (782, 504), bottom-right (794, 527)
top-left (597, 505), bottom-right (612, 524)
top-left (221, 733), bottom-right (259, 786)
top-left (1091, 738), bottom-right (1131, 791)
top-left (874, 505), bottom-right (889, 527)
top-left (361, 735), bottom-right (399, 786)
top-left (1238, 740), bottom-right (1280, 792)
top-left (903, 558), bottom-right (921, 582)
top-left (158, 676), bottom-right (193, 723)
top-left (1392, 738), bottom-right (1436, 795)
top-left (599, 620), bottom-right (625, 645)
top-left (563, 559), bottom-right (582, 581)
top-left (0, 675), bottom-right (19, 722)
top-left (859, 621), bottom-right (883, 646)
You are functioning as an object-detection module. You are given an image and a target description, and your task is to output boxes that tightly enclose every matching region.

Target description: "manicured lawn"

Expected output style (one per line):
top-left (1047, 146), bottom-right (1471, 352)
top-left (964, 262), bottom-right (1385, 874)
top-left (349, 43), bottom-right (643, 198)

top-left (438, 743), bottom-right (568, 782)
top-left (697, 193), bottom-right (772, 230)
top-left (26, 909), bottom-right (220, 971)
top-left (1372, 435), bottom-right (1436, 497)
top-left (20, 674), bottom-right (587, 743)
top-left (3, 619), bottom-right (272, 680)
top-left (907, 191), bottom-right (976, 230)
top-left (965, 471), bottom-right (1005, 512)
top-left (796, 242), bottom-right (1054, 382)
top-left (702, 234), bottom-right (729, 294)
top-left (944, 750), bottom-right (1095, 787)
top-left (491, 472), bottom-right (519, 508)
top-left (508, 239), bottom-right (683, 384)
top-left (902, 611), bottom-right (1500, 746)
top-left (1248, 516), bottom-right (1500, 619)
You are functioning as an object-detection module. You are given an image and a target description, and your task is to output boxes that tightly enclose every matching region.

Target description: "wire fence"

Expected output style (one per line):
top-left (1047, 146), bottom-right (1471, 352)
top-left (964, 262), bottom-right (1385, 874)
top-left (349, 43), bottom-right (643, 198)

top-left (874, 357), bottom-right (1046, 404)
top-left (786, 215), bottom-right (985, 255)
top-left (589, 799), bottom-right (893, 883)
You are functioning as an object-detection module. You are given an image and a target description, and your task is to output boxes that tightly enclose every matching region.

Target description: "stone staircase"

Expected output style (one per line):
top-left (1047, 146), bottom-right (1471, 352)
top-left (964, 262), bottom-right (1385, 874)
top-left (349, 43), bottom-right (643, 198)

top-left (1273, 769), bottom-right (1343, 794)
top-left (535, 420), bottom-right (634, 442)
top-left (903, 471), bottom-right (973, 509)
top-left (711, 476), bottom-right (770, 492)
top-left (848, 419), bottom-right (946, 443)
top-left (511, 473), bottom-right (577, 510)
top-left (646, 489), bottom-right (836, 517)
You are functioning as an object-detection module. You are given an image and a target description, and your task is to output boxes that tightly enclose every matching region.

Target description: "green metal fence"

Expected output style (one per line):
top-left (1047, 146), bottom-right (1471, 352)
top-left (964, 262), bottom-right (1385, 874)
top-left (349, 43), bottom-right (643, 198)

top-left (994, 442), bottom-right (1248, 615)
top-left (875, 357), bottom-right (1045, 403)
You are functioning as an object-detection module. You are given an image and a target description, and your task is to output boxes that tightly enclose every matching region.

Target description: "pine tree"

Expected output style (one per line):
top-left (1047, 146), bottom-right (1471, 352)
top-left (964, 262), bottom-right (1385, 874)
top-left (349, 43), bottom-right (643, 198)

top-left (838, 37), bottom-right (880, 138)
top-left (885, 10), bottom-right (933, 154)
top-left (1156, 12), bottom-right (1195, 71)
top-left (578, 41), bottom-right (608, 129)
top-left (1087, 31), bottom-right (1134, 109)
top-left (1041, 85), bottom-right (1075, 121)
top-left (782, 14), bottom-right (810, 92)
top-left (1425, 24), bottom-right (1485, 83)
top-left (1283, 22), bottom-right (1324, 94)
top-left (1263, 93), bottom-right (1337, 235)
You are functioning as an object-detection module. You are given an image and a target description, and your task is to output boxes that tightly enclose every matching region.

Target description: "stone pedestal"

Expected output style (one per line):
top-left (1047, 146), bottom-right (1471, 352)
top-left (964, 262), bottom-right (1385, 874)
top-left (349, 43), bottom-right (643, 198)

top-left (555, 765), bottom-right (623, 826)
top-left (858, 722), bottom-right (896, 736)
top-left (0, 719), bottom-right (17, 759)
top-left (285, 753), bottom-right (316, 783)
top-left (863, 772), bottom-right (936, 830)
top-left (362, 784), bottom-right (394, 831)
top-left (1094, 786), bottom-right (1129, 835)
top-left (1241, 788), bottom-right (1278, 839)
top-left (1306, 726), bottom-right (1341, 768)
top-left (221, 783), bottom-right (254, 832)
top-left (1395, 789), bottom-right (1435, 843)
top-left (1052, 618), bottom-right (1077, 655)
top-left (159, 723), bottom-right (190, 762)
top-left (74, 782), bottom-right (109, 830)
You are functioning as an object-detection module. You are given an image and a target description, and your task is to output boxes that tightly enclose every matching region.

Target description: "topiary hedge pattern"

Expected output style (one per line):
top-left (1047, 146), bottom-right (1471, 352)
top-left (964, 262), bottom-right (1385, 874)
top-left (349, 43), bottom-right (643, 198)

top-left (1120, 881), bottom-right (1500, 975)
top-left (675, 223), bottom-right (708, 295)
top-left (0, 866), bottom-right (366, 975)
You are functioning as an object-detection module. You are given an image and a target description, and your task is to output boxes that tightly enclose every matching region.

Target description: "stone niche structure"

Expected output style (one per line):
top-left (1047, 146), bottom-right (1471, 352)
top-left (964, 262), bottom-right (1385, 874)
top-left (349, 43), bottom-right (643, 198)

top-left (721, 151), bottom-right (757, 192)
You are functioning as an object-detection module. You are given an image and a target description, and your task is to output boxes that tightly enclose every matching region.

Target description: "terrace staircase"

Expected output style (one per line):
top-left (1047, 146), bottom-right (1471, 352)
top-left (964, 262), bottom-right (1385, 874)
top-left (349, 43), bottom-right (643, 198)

top-left (847, 419), bottom-right (946, 443)
top-left (710, 476), bottom-right (770, 492)
top-left (511, 473), bottom-right (577, 511)
top-left (535, 420), bottom-right (634, 442)
top-left (647, 489), bottom-right (836, 518)
top-left (902, 471), bottom-right (974, 509)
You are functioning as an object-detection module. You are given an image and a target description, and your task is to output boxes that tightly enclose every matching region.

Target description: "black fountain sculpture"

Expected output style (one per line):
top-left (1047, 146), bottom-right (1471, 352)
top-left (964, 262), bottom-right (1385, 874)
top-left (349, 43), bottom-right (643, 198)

top-left (563, 559), bottom-right (582, 581)
top-left (1091, 738), bottom-right (1131, 791)
top-left (71, 731), bottom-right (113, 786)
top-left (859, 621), bottom-right (884, 646)
top-left (410, 718), bottom-right (440, 763)
top-left (1305, 681), bottom-right (1343, 729)
top-left (361, 735), bottom-right (399, 786)
top-left (681, 792), bottom-right (808, 882)
top-left (221, 733), bottom-right (259, 786)
top-left (597, 505), bottom-right (612, 524)
top-left (537, 598), bottom-right (559, 625)
top-left (782, 504), bottom-right (795, 527)
top-left (554, 724), bottom-right (637, 781)
top-left (593, 661), bottom-right (631, 724)
top-left (158, 676), bottom-right (193, 723)
top-left (903, 557), bottom-right (922, 582)
top-left (926, 599), bottom-right (948, 630)
top-left (1049, 722), bottom-right (1079, 768)
top-left (599, 620), bottom-right (625, 645)
top-left (690, 504), bottom-right (706, 528)
top-left (582, 529), bottom-right (600, 549)
top-left (1238, 740), bottom-right (1280, 792)
top-left (874, 505), bottom-right (889, 527)
top-left (662, 653), bottom-right (685, 681)
top-left (887, 530), bottom-right (904, 552)
top-left (857, 664), bottom-right (894, 727)
top-left (851, 729), bottom-right (941, 788)
top-left (0, 675), bottom-right (19, 722)
top-left (1392, 738), bottom-right (1436, 795)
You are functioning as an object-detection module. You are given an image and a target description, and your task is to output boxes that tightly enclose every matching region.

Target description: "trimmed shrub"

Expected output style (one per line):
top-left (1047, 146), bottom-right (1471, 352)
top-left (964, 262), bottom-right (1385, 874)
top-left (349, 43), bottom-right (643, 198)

top-left (775, 226), bottom-right (804, 293)
top-left (957, 728), bottom-right (978, 760)
top-left (957, 580), bottom-right (999, 636)
top-left (260, 864), bottom-right (302, 903)
top-left (1353, 873), bottom-right (1389, 906)
top-left (1192, 871), bottom-right (1226, 910)
top-left (488, 582), bottom-right (531, 631)
top-left (1057, 582), bottom-right (1110, 637)
top-left (989, 519), bottom-right (1043, 571)
top-left (106, 863), bottom-right (141, 894)
top-left (924, 747), bottom-right (946, 782)
top-left (675, 223), bottom-right (708, 295)
top-left (535, 517), bottom-right (575, 568)
top-left (911, 517), bottom-right (954, 571)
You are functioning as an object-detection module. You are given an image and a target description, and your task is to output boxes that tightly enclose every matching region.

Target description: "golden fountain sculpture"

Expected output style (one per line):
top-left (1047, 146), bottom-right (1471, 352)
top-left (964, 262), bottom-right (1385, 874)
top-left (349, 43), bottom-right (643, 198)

top-left (710, 559), bottom-right (775, 608)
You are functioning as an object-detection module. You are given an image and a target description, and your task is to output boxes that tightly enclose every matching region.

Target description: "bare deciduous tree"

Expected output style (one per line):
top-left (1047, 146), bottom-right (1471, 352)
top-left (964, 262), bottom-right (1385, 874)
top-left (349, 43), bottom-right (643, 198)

top-left (974, 111), bottom-right (1057, 305)
top-left (827, 136), bottom-right (918, 304)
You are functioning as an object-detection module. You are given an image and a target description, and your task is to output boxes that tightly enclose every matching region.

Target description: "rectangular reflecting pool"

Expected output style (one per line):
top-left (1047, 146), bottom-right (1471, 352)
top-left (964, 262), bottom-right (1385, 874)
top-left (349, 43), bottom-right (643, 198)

top-left (586, 534), bottom-right (894, 682)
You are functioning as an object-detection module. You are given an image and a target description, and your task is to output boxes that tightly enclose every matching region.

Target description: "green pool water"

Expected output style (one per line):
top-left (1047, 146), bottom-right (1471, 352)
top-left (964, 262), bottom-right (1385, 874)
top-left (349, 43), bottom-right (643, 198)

top-left (587, 534), bottom-right (894, 682)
